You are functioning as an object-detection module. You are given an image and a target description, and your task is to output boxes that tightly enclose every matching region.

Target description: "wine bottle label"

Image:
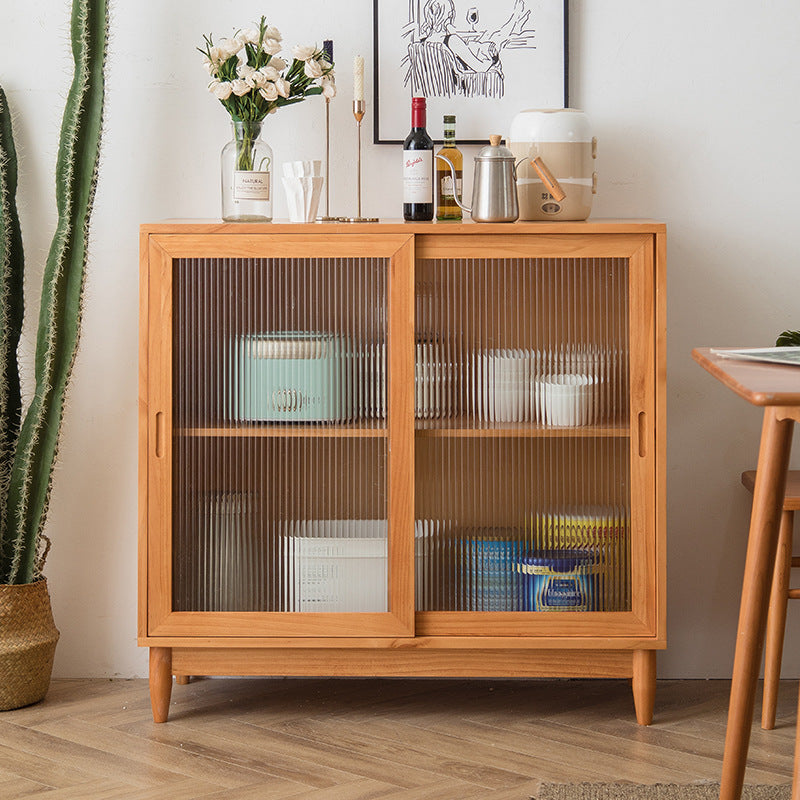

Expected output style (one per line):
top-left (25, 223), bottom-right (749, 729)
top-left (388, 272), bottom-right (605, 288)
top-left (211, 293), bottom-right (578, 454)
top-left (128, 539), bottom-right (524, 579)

top-left (234, 170), bottom-right (271, 200)
top-left (403, 150), bottom-right (433, 202)
top-left (440, 174), bottom-right (463, 198)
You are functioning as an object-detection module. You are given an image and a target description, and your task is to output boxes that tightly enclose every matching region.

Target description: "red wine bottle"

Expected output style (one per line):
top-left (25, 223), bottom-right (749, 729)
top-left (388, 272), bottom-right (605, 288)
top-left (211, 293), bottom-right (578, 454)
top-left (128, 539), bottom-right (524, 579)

top-left (403, 97), bottom-right (433, 221)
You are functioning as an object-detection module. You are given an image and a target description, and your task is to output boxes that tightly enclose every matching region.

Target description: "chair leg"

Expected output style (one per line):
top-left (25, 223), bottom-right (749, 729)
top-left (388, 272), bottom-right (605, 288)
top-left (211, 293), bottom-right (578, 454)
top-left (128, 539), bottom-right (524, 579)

top-left (763, 509), bottom-right (794, 729)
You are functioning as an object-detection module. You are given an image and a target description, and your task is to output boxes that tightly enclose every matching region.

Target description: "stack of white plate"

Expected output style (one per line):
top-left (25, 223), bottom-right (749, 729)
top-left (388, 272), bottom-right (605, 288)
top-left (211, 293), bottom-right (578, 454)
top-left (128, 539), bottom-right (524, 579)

top-left (475, 345), bottom-right (617, 425)
top-left (475, 349), bottom-right (540, 422)
top-left (360, 340), bottom-right (387, 420)
top-left (194, 492), bottom-right (265, 612)
top-left (365, 341), bottom-right (460, 420)
top-left (416, 340), bottom-right (456, 419)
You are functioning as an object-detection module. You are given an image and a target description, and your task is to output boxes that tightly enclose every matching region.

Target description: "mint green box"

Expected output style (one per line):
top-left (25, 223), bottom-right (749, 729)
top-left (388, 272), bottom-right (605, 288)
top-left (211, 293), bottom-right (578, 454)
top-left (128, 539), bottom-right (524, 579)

top-left (233, 332), bottom-right (351, 422)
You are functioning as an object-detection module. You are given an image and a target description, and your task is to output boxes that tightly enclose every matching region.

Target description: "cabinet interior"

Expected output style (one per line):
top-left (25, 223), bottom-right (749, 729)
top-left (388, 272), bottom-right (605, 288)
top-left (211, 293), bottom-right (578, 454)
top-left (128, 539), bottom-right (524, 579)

top-left (169, 249), bottom-right (633, 616)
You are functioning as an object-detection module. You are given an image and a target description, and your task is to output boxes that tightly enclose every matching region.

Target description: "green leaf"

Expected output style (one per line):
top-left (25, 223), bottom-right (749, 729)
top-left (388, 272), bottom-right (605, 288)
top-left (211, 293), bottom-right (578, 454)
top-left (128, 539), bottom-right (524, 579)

top-left (776, 330), bottom-right (800, 347)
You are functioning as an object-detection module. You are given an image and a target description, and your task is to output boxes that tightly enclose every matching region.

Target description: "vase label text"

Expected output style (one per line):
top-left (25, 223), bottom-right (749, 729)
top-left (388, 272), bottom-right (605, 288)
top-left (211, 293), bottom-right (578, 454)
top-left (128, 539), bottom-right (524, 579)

top-left (234, 170), bottom-right (271, 201)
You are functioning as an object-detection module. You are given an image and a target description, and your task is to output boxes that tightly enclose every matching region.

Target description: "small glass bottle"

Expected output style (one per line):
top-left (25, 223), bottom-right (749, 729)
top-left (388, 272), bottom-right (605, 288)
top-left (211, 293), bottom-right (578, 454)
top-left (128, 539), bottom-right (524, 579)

top-left (221, 119), bottom-right (273, 222)
top-left (436, 115), bottom-right (463, 221)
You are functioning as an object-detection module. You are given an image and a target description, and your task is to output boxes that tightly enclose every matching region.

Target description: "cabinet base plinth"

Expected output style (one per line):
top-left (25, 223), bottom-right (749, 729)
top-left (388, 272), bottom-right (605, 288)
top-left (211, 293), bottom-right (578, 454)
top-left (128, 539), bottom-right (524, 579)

top-left (151, 646), bottom-right (658, 724)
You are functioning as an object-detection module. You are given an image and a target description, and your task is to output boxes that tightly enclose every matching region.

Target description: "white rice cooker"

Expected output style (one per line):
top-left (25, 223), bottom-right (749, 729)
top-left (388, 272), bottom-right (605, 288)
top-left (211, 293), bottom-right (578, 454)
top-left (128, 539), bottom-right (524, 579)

top-left (509, 109), bottom-right (597, 221)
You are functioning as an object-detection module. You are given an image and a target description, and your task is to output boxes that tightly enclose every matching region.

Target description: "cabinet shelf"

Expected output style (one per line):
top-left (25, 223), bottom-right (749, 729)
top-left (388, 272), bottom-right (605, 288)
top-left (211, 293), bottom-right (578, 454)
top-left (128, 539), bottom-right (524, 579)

top-left (177, 423), bottom-right (629, 439)
top-left (415, 422), bottom-right (630, 438)
top-left (176, 425), bottom-right (388, 439)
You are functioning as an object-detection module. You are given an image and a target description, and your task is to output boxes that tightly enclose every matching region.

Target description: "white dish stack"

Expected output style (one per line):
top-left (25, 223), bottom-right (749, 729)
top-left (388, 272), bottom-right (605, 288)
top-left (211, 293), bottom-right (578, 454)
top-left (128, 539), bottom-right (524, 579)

top-left (195, 492), bottom-right (265, 612)
top-left (365, 341), bottom-right (460, 420)
top-left (360, 340), bottom-right (387, 420)
top-left (416, 340), bottom-right (456, 419)
top-left (474, 345), bottom-right (615, 425)
top-left (475, 348), bottom-right (539, 422)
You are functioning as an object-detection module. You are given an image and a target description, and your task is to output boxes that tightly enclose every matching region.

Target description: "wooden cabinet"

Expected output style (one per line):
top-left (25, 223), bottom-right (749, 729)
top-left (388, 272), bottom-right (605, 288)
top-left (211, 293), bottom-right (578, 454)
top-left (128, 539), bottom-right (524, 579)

top-left (139, 220), bottom-right (666, 723)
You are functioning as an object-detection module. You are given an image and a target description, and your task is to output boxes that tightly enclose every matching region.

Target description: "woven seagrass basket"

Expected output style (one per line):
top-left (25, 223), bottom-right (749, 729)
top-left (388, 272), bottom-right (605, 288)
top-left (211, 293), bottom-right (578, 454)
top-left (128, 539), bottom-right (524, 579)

top-left (0, 578), bottom-right (59, 711)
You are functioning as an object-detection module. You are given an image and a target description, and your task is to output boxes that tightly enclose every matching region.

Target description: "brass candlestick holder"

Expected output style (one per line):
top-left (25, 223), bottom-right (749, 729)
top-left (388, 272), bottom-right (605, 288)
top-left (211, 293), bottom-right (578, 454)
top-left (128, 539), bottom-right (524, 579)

top-left (344, 99), bottom-right (378, 223)
top-left (316, 98), bottom-right (340, 222)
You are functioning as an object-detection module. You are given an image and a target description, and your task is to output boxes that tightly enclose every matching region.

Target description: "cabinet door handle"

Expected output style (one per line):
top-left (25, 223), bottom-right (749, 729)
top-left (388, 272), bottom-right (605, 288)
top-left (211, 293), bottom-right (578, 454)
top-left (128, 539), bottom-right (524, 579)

top-left (155, 412), bottom-right (165, 459)
top-left (637, 411), bottom-right (647, 458)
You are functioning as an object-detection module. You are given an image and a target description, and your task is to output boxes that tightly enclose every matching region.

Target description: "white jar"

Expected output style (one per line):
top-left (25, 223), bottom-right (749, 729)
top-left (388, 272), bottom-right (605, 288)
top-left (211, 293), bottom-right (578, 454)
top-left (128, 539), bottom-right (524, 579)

top-left (509, 109), bottom-right (596, 221)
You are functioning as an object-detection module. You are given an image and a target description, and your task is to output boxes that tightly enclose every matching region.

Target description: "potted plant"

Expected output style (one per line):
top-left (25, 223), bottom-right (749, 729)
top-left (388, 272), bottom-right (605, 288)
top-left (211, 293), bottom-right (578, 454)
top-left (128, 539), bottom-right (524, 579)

top-left (0, 0), bottom-right (108, 711)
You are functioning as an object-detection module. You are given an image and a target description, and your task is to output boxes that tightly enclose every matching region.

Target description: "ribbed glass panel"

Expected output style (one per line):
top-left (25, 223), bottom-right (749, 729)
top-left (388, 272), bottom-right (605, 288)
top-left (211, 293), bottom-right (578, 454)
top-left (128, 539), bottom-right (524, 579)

top-left (415, 257), bottom-right (631, 613)
top-left (172, 257), bottom-right (388, 612)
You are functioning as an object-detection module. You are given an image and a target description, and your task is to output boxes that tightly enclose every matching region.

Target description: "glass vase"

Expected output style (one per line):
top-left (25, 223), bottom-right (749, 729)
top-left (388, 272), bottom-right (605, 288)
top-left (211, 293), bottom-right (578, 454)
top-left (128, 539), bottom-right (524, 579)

top-left (221, 119), bottom-right (273, 222)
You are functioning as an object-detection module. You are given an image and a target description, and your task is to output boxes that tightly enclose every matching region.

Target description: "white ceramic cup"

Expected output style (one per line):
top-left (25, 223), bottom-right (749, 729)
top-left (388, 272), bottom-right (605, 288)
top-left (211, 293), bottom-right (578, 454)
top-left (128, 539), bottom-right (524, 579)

top-left (541, 373), bottom-right (595, 426)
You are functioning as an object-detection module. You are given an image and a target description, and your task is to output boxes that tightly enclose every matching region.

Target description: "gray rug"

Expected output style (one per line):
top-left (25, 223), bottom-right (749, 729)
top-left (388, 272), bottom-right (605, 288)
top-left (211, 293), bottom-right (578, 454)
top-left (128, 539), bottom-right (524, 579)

top-left (534, 783), bottom-right (791, 799)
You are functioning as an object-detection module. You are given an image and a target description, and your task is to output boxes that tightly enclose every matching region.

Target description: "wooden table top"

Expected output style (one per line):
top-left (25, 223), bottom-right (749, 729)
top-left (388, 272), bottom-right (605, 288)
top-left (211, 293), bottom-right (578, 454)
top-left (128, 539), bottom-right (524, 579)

top-left (692, 347), bottom-right (800, 406)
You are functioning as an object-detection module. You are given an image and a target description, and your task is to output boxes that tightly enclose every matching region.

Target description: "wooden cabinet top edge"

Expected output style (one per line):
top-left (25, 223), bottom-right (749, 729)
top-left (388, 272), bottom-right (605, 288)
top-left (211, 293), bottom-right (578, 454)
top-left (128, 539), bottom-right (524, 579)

top-left (138, 636), bottom-right (667, 650)
top-left (140, 219), bottom-right (666, 236)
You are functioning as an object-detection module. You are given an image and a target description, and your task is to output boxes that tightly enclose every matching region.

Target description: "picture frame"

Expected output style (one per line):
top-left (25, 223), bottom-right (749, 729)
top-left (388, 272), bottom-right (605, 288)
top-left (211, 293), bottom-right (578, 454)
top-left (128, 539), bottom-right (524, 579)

top-left (373, 0), bottom-right (568, 145)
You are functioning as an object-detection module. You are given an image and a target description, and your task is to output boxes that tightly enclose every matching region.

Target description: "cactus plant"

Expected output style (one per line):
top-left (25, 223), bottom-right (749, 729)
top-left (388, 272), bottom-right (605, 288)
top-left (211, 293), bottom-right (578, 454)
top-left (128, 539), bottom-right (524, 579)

top-left (0, 0), bottom-right (108, 585)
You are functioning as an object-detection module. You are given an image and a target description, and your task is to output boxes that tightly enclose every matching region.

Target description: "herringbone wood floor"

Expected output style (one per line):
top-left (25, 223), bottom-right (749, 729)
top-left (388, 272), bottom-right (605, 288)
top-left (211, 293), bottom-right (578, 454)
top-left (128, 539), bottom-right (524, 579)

top-left (0, 678), bottom-right (795, 798)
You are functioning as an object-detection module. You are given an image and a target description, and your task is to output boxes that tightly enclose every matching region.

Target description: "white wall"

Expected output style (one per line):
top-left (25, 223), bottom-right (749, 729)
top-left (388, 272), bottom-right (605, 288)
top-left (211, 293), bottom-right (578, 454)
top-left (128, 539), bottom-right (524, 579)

top-left (3, 0), bottom-right (799, 678)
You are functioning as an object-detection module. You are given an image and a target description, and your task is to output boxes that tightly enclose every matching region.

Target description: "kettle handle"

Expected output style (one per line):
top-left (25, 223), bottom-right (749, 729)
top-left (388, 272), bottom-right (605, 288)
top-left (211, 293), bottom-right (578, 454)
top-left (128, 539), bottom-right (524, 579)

top-left (435, 154), bottom-right (471, 214)
top-left (530, 155), bottom-right (567, 203)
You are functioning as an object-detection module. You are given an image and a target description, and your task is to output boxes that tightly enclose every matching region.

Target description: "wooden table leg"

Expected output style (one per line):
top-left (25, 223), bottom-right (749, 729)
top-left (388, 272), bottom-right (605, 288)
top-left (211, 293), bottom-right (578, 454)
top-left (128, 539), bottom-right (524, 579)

top-left (720, 407), bottom-right (795, 800)
top-left (149, 647), bottom-right (173, 723)
top-left (762, 509), bottom-right (794, 730)
top-left (632, 649), bottom-right (657, 725)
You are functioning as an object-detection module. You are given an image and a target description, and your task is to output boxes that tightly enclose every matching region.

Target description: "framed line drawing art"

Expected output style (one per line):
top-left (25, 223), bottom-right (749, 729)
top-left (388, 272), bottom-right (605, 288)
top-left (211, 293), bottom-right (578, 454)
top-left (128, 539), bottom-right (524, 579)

top-left (373, 0), bottom-right (568, 144)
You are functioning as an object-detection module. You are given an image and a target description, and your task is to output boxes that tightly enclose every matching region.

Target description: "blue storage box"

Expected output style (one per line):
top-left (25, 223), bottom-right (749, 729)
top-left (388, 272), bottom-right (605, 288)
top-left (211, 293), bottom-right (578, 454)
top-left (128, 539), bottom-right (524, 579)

top-left (232, 332), bottom-right (352, 422)
top-left (464, 537), bottom-right (523, 611)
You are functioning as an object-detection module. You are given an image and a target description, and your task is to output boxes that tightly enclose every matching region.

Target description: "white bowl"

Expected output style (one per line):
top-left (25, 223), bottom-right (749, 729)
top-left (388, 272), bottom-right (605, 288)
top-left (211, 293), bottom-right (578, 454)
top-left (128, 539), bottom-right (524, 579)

top-left (540, 373), bottom-right (596, 426)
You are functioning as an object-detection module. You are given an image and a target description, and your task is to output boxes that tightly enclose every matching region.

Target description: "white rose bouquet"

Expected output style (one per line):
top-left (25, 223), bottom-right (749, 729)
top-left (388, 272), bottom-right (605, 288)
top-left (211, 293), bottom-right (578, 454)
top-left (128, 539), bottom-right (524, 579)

top-left (201, 15), bottom-right (335, 198)
top-left (200, 16), bottom-right (335, 123)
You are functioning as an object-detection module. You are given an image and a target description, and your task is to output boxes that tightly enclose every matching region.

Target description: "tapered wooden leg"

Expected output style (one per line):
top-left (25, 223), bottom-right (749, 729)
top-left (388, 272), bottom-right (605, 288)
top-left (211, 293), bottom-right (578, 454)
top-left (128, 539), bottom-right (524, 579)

top-left (762, 509), bottom-right (794, 729)
top-left (632, 649), bottom-right (657, 725)
top-left (175, 675), bottom-right (190, 685)
top-left (149, 647), bottom-right (173, 723)
top-left (721, 408), bottom-right (794, 800)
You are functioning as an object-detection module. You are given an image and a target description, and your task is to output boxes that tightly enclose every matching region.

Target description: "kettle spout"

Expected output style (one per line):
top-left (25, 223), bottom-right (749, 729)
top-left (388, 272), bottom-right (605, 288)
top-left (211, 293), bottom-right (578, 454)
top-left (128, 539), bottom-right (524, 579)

top-left (435, 154), bottom-right (471, 214)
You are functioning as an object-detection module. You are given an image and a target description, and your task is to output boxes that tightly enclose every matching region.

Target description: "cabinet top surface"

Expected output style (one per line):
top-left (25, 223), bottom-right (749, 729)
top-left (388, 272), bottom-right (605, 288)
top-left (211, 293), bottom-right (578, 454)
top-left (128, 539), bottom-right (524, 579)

top-left (140, 218), bottom-right (666, 235)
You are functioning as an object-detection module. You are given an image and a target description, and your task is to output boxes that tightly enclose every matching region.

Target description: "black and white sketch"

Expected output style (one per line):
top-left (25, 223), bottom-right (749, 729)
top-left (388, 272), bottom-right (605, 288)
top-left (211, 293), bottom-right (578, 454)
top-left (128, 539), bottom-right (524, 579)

top-left (374, 0), bottom-right (567, 144)
top-left (402, 0), bottom-right (536, 99)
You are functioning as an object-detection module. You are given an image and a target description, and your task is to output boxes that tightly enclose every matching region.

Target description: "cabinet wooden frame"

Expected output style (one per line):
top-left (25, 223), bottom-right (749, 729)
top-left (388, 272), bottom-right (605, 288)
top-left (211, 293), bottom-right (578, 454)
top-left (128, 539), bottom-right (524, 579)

top-left (141, 233), bottom-right (416, 639)
top-left (139, 220), bottom-right (666, 724)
